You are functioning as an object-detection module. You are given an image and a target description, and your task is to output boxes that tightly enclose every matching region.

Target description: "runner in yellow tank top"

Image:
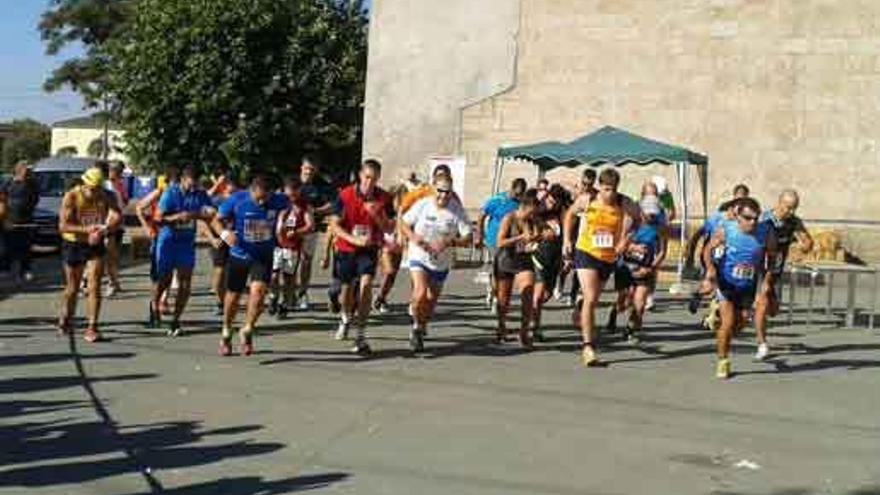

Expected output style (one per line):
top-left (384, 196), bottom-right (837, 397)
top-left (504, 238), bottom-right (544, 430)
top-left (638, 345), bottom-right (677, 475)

top-left (563, 168), bottom-right (632, 367)
top-left (58, 167), bottom-right (122, 343)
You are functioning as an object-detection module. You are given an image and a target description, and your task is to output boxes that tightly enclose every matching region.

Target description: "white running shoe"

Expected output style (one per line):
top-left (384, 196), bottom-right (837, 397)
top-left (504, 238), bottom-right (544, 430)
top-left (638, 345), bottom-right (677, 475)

top-left (553, 287), bottom-right (564, 302)
top-left (335, 321), bottom-right (350, 341)
top-left (754, 343), bottom-right (770, 361)
top-left (297, 294), bottom-right (310, 311)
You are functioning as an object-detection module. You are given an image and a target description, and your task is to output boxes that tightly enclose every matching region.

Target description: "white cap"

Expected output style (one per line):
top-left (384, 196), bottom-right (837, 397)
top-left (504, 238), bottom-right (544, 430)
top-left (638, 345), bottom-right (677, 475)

top-left (652, 176), bottom-right (668, 192)
top-left (640, 195), bottom-right (661, 216)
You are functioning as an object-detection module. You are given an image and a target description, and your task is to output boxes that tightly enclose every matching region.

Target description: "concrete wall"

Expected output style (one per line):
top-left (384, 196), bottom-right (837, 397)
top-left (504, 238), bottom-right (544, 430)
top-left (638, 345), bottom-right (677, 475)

top-left (460, 0), bottom-right (880, 226)
top-left (50, 128), bottom-right (127, 162)
top-left (362, 0), bottom-right (520, 184)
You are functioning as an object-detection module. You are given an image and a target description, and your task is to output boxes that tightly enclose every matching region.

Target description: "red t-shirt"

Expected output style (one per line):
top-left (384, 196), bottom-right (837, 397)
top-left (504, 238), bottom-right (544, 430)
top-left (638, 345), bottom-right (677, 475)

top-left (276, 198), bottom-right (310, 251)
top-left (333, 184), bottom-right (394, 254)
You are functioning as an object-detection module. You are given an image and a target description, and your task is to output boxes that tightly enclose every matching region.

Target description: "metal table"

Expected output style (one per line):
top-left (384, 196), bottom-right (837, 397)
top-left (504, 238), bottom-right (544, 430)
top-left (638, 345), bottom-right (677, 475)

top-left (788, 262), bottom-right (880, 329)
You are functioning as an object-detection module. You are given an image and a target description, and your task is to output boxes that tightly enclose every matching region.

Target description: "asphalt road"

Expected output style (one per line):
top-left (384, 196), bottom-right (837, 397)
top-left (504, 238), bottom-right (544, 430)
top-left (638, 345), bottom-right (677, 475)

top-left (1, 249), bottom-right (879, 494)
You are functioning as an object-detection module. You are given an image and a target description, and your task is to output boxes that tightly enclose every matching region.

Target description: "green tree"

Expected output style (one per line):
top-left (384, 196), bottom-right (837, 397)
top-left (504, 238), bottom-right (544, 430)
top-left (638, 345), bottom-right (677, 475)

top-left (39, 0), bottom-right (135, 107)
top-left (1, 120), bottom-right (51, 169)
top-left (106, 0), bottom-right (368, 178)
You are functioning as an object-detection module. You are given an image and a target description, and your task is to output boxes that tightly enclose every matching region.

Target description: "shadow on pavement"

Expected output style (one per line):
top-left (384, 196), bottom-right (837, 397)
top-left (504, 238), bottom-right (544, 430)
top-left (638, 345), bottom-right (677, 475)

top-left (119, 472), bottom-right (351, 495)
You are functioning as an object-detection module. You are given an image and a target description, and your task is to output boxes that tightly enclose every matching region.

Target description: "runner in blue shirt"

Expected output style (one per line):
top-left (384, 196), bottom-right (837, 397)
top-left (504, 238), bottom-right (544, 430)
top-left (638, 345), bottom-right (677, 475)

top-left (151, 166), bottom-right (215, 337)
top-left (475, 178), bottom-right (526, 312)
top-left (212, 174), bottom-right (290, 356)
top-left (700, 197), bottom-right (778, 379)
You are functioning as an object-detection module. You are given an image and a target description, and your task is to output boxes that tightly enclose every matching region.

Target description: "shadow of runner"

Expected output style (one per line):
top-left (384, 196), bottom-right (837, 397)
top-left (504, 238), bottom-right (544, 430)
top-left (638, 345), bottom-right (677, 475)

top-left (119, 473), bottom-right (351, 495)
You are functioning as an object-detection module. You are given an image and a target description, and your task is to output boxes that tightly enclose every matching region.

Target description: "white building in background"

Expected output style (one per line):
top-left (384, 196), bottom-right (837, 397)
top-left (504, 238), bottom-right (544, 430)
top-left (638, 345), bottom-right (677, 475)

top-left (50, 115), bottom-right (128, 163)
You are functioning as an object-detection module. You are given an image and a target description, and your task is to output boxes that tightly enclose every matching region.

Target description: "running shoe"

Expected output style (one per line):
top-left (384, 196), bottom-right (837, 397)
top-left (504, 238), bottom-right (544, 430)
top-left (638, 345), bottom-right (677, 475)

top-left (56, 318), bottom-right (71, 336)
top-left (277, 306), bottom-right (289, 320)
top-left (716, 358), bottom-right (731, 379)
top-left (754, 343), bottom-right (770, 361)
top-left (532, 328), bottom-right (545, 343)
top-left (297, 294), bottom-right (310, 311)
top-left (219, 337), bottom-right (233, 357)
top-left (409, 328), bottom-right (425, 353)
top-left (687, 291), bottom-right (701, 314)
top-left (374, 299), bottom-right (390, 315)
top-left (335, 321), bottom-right (350, 341)
top-left (83, 326), bottom-right (101, 343)
top-left (240, 332), bottom-right (254, 356)
top-left (167, 320), bottom-right (182, 338)
top-left (147, 302), bottom-right (160, 329)
top-left (213, 303), bottom-right (224, 316)
top-left (352, 337), bottom-right (372, 356)
top-left (645, 295), bottom-right (656, 312)
top-left (581, 344), bottom-right (603, 367)
top-left (518, 328), bottom-right (533, 349)
top-left (625, 326), bottom-right (641, 345)
top-left (22, 271), bottom-right (34, 283)
top-left (553, 287), bottom-right (564, 302)
top-left (267, 295), bottom-right (279, 316)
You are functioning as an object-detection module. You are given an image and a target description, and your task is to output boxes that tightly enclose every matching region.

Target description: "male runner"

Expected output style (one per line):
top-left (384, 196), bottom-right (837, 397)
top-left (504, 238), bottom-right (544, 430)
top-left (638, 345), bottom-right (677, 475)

top-left (753, 189), bottom-right (813, 360)
top-left (213, 174), bottom-right (290, 356)
top-left (150, 166), bottom-right (215, 336)
top-left (104, 161), bottom-right (129, 296)
top-left (329, 159), bottom-right (395, 355)
top-left (400, 175), bottom-right (472, 352)
top-left (136, 166), bottom-right (179, 315)
top-left (57, 167), bottom-right (122, 342)
top-left (701, 197), bottom-right (778, 379)
top-left (296, 155), bottom-right (334, 310)
top-left (206, 166), bottom-right (236, 315)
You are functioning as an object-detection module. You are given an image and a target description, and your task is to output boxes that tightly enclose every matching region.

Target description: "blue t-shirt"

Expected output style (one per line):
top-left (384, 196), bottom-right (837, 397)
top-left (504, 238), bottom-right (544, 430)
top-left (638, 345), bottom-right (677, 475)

top-left (719, 219), bottom-right (771, 291)
top-left (219, 190), bottom-right (290, 261)
top-left (481, 193), bottom-right (519, 249)
top-left (157, 184), bottom-right (212, 244)
top-left (626, 220), bottom-right (662, 267)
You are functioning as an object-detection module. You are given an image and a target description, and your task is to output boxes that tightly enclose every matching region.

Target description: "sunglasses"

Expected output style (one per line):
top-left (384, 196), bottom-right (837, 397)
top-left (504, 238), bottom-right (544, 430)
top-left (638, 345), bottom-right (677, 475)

top-left (436, 189), bottom-right (452, 195)
top-left (739, 214), bottom-right (758, 222)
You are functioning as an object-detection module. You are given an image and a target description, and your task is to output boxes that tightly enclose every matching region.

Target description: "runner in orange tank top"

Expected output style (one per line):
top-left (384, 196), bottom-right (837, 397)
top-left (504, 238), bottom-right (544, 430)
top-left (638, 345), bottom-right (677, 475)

top-left (563, 168), bottom-right (634, 367)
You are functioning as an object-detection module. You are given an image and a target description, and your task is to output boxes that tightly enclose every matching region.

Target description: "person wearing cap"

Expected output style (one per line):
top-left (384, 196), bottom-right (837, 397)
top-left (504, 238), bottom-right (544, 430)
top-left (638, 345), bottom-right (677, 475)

top-left (399, 175), bottom-right (472, 353)
top-left (615, 194), bottom-right (668, 343)
top-left (57, 167), bottom-right (122, 342)
top-left (651, 176), bottom-right (676, 222)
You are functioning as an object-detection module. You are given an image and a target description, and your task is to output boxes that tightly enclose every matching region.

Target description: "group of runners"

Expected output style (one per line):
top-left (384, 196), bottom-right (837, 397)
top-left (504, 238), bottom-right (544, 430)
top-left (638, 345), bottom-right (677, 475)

top-left (51, 157), bottom-right (812, 378)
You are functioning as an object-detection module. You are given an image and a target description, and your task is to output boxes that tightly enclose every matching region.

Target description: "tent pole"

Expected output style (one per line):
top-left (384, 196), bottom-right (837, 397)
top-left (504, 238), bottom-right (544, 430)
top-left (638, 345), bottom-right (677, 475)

top-left (491, 156), bottom-right (501, 195)
top-left (671, 161), bottom-right (688, 294)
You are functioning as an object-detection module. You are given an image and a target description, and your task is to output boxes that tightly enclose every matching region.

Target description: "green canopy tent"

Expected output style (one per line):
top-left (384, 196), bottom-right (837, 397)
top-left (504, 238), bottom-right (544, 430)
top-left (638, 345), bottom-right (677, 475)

top-left (493, 125), bottom-right (709, 291)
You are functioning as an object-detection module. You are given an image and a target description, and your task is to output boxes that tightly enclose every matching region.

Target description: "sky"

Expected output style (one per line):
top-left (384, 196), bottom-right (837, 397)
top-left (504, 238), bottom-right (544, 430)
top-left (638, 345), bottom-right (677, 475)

top-left (0, 0), bottom-right (371, 126)
top-left (0, 1), bottom-right (89, 125)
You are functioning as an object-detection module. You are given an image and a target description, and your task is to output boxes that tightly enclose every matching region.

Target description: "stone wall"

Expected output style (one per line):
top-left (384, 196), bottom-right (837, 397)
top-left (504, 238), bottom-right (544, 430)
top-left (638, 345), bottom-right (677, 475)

top-left (362, 0), bottom-right (520, 183)
top-left (460, 0), bottom-right (880, 226)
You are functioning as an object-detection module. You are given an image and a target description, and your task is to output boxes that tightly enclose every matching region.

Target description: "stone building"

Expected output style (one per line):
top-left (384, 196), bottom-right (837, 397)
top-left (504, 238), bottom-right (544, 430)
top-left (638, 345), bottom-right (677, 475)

top-left (364, 0), bottom-right (880, 234)
top-left (51, 115), bottom-right (127, 163)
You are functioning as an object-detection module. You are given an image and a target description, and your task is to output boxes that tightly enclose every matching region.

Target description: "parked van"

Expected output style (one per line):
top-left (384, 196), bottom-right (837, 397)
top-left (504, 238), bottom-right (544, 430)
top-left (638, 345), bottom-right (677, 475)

top-left (30, 157), bottom-right (96, 247)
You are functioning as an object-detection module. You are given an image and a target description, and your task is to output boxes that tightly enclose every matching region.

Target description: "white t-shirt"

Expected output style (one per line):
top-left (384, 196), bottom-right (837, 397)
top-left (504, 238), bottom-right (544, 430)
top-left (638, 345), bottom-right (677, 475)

top-left (403, 197), bottom-right (472, 272)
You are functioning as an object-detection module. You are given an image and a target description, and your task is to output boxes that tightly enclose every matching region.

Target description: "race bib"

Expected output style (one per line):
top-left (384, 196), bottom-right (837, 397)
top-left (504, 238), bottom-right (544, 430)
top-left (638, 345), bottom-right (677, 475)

top-left (592, 231), bottom-right (614, 249)
top-left (353, 224), bottom-right (372, 241)
top-left (732, 264), bottom-right (756, 280)
top-left (243, 219), bottom-right (272, 243)
top-left (80, 209), bottom-right (101, 227)
top-left (712, 246), bottom-right (725, 260)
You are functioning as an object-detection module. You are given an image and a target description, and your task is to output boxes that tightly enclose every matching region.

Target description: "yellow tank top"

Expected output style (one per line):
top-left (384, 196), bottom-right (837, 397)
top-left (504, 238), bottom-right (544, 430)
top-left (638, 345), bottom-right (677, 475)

top-left (61, 186), bottom-right (110, 243)
top-left (575, 200), bottom-right (622, 263)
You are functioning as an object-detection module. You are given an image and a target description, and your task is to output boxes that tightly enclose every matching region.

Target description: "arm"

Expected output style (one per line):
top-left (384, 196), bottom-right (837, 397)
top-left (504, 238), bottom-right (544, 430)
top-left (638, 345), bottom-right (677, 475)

top-left (295, 210), bottom-right (315, 237)
top-left (207, 176), bottom-right (226, 197)
top-left (135, 189), bottom-right (161, 232)
top-left (651, 225), bottom-right (670, 271)
top-left (58, 192), bottom-right (92, 236)
top-left (562, 196), bottom-right (587, 257)
top-left (474, 211), bottom-right (487, 247)
top-left (794, 221), bottom-right (814, 253)
top-left (701, 228), bottom-right (726, 291)
top-left (314, 200), bottom-right (334, 216)
top-left (321, 230), bottom-right (335, 269)
top-left (329, 215), bottom-right (367, 248)
top-left (684, 225), bottom-right (707, 269)
top-left (0, 191), bottom-right (7, 224)
top-left (763, 231), bottom-right (780, 292)
top-left (496, 214), bottom-right (527, 249)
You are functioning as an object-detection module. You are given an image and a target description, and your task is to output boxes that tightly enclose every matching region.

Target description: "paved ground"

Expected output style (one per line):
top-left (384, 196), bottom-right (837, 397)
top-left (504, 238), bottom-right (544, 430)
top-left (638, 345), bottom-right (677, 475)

top-left (1, 249), bottom-right (879, 495)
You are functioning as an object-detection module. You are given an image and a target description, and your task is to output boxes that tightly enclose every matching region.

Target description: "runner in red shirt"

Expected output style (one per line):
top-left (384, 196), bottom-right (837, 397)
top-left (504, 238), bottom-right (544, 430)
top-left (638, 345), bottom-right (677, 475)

top-left (329, 159), bottom-right (395, 355)
top-left (268, 176), bottom-right (314, 319)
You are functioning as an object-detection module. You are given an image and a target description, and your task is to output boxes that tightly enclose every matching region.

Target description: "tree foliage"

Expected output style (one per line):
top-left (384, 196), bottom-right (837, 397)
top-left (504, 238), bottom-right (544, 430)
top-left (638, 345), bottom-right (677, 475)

top-left (39, 0), bottom-right (135, 107)
top-left (107, 0), bottom-right (368, 179)
top-left (1, 120), bottom-right (51, 170)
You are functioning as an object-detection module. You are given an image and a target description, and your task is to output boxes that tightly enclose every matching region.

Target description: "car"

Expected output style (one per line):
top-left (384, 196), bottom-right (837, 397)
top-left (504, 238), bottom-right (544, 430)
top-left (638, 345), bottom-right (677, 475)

top-left (30, 157), bottom-right (97, 248)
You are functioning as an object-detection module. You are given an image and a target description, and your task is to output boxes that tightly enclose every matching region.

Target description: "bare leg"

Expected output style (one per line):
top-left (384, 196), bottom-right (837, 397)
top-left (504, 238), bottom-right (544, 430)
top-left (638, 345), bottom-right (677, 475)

top-left (717, 301), bottom-right (737, 359)
top-left (754, 293), bottom-right (770, 346)
top-left (60, 264), bottom-right (85, 327)
top-left (514, 271), bottom-right (535, 346)
top-left (495, 277), bottom-right (513, 340)
top-left (172, 269), bottom-right (193, 323)
top-left (223, 290), bottom-right (242, 337)
top-left (356, 274), bottom-right (374, 332)
top-left (244, 281), bottom-right (267, 331)
top-left (105, 238), bottom-right (121, 289)
top-left (85, 258), bottom-right (104, 328)
top-left (211, 266), bottom-right (225, 309)
top-left (411, 271), bottom-right (430, 328)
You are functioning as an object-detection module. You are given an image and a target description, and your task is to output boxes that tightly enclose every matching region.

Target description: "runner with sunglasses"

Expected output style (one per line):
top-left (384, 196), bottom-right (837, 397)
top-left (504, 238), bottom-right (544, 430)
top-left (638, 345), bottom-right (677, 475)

top-left (700, 197), bottom-right (778, 379)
